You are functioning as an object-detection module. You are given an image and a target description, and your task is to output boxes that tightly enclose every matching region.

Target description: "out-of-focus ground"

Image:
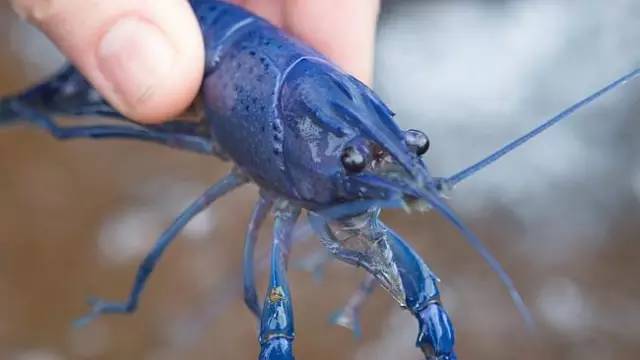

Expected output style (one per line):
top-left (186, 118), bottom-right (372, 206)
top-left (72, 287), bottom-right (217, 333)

top-left (1, 1), bottom-right (640, 359)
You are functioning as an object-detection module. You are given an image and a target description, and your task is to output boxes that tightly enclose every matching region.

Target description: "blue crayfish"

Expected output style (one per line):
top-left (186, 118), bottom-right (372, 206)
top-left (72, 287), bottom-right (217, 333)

top-left (1, 1), bottom-right (639, 359)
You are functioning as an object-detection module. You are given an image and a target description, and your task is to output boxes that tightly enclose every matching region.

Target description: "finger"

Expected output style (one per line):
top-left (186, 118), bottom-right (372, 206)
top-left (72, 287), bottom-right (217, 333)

top-left (11, 0), bottom-right (204, 123)
top-left (284, 0), bottom-right (380, 85)
top-left (239, 0), bottom-right (285, 27)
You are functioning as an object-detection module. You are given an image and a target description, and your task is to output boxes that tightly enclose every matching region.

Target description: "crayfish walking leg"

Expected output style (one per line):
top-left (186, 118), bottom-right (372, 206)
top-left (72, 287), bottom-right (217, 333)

top-left (1, 65), bottom-right (219, 155)
top-left (243, 194), bottom-right (274, 318)
top-left (75, 170), bottom-right (248, 327)
top-left (331, 274), bottom-right (376, 338)
top-left (259, 202), bottom-right (301, 360)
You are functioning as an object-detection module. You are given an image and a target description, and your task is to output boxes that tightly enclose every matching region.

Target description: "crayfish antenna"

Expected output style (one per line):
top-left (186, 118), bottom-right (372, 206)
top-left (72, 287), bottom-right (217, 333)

top-left (421, 189), bottom-right (535, 330)
top-left (446, 67), bottom-right (640, 187)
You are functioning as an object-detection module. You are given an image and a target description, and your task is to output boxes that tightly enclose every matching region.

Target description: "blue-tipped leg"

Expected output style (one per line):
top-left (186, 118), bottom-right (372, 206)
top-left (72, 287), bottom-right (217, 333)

top-left (75, 171), bottom-right (248, 327)
top-left (8, 101), bottom-right (215, 154)
top-left (330, 274), bottom-right (376, 338)
top-left (243, 194), bottom-right (274, 319)
top-left (2, 63), bottom-right (219, 154)
top-left (329, 310), bottom-right (362, 339)
top-left (259, 202), bottom-right (300, 360)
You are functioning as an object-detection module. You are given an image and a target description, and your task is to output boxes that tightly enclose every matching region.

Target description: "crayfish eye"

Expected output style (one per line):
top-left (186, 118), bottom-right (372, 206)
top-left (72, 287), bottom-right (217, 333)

top-left (340, 146), bottom-right (367, 173)
top-left (404, 129), bottom-right (430, 156)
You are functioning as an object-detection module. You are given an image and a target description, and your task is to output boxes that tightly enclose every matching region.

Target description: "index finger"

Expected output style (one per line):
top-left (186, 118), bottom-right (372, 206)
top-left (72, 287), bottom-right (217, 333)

top-left (11, 0), bottom-right (204, 123)
top-left (284, 0), bottom-right (380, 85)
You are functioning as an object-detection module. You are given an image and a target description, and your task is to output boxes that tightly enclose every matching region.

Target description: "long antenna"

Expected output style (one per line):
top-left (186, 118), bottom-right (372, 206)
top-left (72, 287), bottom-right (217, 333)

top-left (445, 67), bottom-right (640, 187)
top-left (421, 189), bottom-right (535, 329)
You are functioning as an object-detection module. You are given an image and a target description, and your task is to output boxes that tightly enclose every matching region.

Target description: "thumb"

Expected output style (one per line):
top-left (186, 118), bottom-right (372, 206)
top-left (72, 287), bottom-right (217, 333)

top-left (11, 0), bottom-right (204, 123)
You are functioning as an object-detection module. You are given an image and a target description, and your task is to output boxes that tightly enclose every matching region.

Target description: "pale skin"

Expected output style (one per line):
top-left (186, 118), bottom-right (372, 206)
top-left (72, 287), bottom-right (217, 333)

top-left (11, 0), bottom-right (380, 123)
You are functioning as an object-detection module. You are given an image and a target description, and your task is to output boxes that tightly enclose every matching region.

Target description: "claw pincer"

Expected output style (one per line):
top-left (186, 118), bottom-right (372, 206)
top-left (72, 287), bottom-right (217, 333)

top-left (311, 210), bottom-right (456, 359)
top-left (416, 303), bottom-right (456, 360)
top-left (385, 228), bottom-right (456, 359)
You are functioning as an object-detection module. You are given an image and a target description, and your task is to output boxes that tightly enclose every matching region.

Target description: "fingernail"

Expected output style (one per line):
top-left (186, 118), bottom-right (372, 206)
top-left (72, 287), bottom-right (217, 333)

top-left (97, 17), bottom-right (175, 109)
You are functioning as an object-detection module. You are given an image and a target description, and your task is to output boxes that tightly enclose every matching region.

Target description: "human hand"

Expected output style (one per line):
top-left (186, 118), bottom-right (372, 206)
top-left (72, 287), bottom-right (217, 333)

top-left (11, 0), bottom-right (380, 124)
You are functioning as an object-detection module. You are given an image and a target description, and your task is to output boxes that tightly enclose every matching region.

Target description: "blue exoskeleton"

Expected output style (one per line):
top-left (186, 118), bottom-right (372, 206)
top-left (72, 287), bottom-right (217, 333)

top-left (1, 1), bottom-right (639, 359)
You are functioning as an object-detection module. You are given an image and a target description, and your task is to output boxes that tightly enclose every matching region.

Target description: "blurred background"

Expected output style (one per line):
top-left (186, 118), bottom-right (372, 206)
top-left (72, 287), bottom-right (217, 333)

top-left (1, 0), bottom-right (640, 359)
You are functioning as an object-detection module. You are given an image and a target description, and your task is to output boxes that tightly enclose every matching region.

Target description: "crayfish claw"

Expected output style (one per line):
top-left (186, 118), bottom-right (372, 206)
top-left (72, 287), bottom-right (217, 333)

top-left (416, 302), bottom-right (456, 360)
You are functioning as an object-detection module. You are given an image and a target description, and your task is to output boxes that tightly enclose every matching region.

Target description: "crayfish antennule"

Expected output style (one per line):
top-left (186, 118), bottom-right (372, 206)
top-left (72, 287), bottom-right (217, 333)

top-left (402, 198), bottom-right (432, 213)
top-left (434, 178), bottom-right (454, 199)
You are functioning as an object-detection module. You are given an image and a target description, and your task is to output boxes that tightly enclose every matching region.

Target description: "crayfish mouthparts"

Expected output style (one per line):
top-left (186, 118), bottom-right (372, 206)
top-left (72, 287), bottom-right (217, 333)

top-left (318, 210), bottom-right (408, 308)
top-left (402, 196), bottom-right (432, 213)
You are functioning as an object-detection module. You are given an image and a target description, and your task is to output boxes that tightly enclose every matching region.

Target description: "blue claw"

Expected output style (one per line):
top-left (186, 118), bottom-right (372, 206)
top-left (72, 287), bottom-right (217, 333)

top-left (416, 302), bottom-right (456, 360)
